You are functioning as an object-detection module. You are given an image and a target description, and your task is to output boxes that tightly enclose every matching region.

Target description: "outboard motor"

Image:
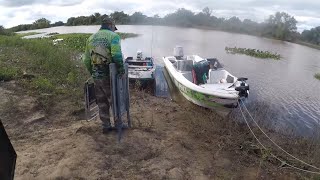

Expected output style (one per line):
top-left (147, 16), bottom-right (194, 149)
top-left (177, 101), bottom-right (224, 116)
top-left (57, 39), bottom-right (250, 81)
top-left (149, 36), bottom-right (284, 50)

top-left (137, 50), bottom-right (143, 60)
top-left (174, 46), bottom-right (184, 60)
top-left (235, 77), bottom-right (249, 98)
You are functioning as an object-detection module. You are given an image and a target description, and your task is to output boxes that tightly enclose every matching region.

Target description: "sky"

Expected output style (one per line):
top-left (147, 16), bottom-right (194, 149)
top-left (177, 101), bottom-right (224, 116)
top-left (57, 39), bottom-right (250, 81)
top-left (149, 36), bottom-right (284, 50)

top-left (0, 0), bottom-right (319, 32)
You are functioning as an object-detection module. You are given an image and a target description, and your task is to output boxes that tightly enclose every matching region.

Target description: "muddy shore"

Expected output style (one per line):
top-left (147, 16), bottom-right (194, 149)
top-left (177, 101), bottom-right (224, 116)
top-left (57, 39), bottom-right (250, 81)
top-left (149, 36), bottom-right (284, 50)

top-left (1, 80), bottom-right (320, 179)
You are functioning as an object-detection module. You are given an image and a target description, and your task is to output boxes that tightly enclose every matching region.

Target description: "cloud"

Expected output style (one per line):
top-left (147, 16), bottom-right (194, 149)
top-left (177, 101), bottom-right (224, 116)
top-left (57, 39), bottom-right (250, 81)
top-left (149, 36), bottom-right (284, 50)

top-left (0, 0), bottom-right (85, 7)
top-left (0, 0), bottom-right (319, 31)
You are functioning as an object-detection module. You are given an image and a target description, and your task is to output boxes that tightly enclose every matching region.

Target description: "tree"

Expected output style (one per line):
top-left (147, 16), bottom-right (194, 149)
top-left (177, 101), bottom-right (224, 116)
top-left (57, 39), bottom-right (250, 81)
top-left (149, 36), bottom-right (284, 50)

top-left (110, 11), bottom-right (129, 24)
top-left (164, 8), bottom-right (195, 27)
top-left (0, 25), bottom-right (13, 35)
top-left (202, 7), bottom-right (212, 17)
top-left (33, 18), bottom-right (51, 29)
top-left (301, 26), bottom-right (320, 45)
top-left (51, 21), bottom-right (64, 27)
top-left (94, 13), bottom-right (101, 19)
top-left (264, 12), bottom-right (297, 41)
top-left (66, 17), bottom-right (76, 26)
top-left (0, 25), bottom-right (4, 34)
top-left (94, 13), bottom-right (102, 24)
top-left (130, 12), bottom-right (147, 24)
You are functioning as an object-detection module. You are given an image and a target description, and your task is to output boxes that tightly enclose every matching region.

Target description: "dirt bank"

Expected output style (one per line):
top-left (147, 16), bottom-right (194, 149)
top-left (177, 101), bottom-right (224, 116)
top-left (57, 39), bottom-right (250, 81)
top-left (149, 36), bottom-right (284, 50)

top-left (1, 80), bottom-right (319, 180)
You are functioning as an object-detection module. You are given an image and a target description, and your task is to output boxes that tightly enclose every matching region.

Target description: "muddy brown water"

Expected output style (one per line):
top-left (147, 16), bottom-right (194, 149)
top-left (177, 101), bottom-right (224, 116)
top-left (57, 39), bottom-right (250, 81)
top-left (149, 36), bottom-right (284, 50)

top-left (18, 25), bottom-right (320, 136)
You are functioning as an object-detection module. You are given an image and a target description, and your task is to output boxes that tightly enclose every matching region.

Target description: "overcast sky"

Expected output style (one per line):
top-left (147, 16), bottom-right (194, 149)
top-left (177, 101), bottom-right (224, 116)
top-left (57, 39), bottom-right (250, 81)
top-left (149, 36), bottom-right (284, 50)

top-left (0, 0), bottom-right (319, 32)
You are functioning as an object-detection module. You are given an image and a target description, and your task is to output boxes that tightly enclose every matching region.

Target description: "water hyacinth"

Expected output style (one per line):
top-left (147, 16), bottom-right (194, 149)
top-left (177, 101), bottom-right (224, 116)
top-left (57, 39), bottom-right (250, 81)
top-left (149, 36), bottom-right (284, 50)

top-left (225, 46), bottom-right (281, 60)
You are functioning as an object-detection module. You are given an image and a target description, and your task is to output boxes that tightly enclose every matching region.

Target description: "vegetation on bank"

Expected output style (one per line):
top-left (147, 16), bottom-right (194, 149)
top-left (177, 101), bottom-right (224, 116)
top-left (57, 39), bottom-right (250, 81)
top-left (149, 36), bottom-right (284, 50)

top-left (5, 8), bottom-right (319, 46)
top-left (2, 8), bottom-right (320, 50)
top-left (0, 25), bottom-right (14, 36)
top-left (0, 35), bottom-right (87, 109)
top-left (296, 41), bottom-right (320, 50)
top-left (0, 32), bottom-right (136, 110)
top-left (50, 33), bottom-right (138, 51)
top-left (1, 31), bottom-right (320, 180)
top-left (315, 73), bottom-right (320, 80)
top-left (225, 47), bottom-right (281, 60)
top-left (15, 32), bottom-right (42, 37)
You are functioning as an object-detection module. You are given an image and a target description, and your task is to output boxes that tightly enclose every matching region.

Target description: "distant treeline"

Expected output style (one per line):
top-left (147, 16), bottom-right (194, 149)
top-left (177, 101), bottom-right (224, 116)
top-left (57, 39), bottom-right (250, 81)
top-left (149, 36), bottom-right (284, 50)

top-left (2, 7), bottom-right (320, 46)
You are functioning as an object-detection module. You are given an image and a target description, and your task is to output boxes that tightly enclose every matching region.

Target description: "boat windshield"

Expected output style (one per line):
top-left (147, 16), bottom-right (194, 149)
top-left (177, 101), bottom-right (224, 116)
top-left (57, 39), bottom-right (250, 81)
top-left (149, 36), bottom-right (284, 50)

top-left (207, 58), bottom-right (223, 70)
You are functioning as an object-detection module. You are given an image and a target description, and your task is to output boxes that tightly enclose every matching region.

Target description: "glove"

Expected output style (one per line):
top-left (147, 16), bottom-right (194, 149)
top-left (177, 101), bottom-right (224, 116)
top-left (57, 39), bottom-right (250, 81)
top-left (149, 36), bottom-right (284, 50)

top-left (117, 67), bottom-right (125, 75)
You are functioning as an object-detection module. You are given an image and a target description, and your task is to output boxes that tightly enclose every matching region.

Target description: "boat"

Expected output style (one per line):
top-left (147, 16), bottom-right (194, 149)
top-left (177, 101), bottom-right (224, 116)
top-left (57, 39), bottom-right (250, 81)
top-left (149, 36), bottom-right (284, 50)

top-left (163, 46), bottom-right (249, 111)
top-left (125, 51), bottom-right (155, 83)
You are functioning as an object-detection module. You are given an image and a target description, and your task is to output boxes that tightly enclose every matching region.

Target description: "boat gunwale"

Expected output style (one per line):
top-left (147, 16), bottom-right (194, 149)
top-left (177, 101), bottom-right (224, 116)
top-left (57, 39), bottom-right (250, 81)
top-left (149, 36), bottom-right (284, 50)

top-left (163, 56), bottom-right (239, 99)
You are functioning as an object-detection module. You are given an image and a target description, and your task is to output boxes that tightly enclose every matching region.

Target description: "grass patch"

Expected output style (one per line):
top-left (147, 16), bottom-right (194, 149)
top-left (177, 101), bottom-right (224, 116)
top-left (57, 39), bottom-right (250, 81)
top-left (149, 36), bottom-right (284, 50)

top-left (225, 46), bottom-right (281, 60)
top-left (51, 32), bottom-right (139, 52)
top-left (31, 77), bottom-right (55, 93)
top-left (0, 65), bottom-right (19, 81)
top-left (0, 35), bottom-right (88, 111)
top-left (315, 73), bottom-right (320, 80)
top-left (47, 32), bottom-right (59, 36)
top-left (0, 31), bottom-right (137, 112)
top-left (15, 32), bottom-right (42, 37)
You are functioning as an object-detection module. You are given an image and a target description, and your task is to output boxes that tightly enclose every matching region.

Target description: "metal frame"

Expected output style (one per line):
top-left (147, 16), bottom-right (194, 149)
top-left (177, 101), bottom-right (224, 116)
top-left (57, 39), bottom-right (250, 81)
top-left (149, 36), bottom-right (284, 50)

top-left (84, 78), bottom-right (98, 121)
top-left (84, 64), bottom-right (131, 141)
top-left (110, 63), bottom-right (131, 141)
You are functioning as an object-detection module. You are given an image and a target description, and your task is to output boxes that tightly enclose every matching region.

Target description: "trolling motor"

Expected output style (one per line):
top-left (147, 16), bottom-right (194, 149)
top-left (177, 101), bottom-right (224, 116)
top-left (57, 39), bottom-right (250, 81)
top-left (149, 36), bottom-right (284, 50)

top-left (235, 77), bottom-right (249, 98)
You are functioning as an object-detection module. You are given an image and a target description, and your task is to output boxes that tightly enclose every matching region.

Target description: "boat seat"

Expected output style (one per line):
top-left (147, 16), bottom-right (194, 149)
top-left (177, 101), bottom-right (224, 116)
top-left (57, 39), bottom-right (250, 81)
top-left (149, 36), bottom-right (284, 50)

top-left (182, 72), bottom-right (193, 82)
top-left (208, 69), bottom-right (227, 84)
top-left (176, 60), bottom-right (193, 72)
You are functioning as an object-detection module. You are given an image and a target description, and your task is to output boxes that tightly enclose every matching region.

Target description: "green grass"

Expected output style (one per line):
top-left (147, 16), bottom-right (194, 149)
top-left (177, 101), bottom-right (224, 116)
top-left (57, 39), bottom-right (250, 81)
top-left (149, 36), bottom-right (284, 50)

top-left (51, 32), bottom-right (139, 52)
top-left (315, 73), bottom-right (320, 80)
top-left (0, 32), bottom-right (138, 111)
top-left (15, 32), bottom-right (42, 37)
top-left (0, 65), bottom-right (19, 81)
top-left (0, 35), bottom-right (88, 109)
top-left (31, 77), bottom-right (55, 93)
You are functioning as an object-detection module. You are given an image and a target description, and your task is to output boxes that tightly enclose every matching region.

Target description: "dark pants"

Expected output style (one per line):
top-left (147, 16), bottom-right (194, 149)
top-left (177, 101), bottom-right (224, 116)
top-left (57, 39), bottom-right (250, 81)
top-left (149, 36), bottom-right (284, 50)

top-left (94, 78), bottom-right (112, 128)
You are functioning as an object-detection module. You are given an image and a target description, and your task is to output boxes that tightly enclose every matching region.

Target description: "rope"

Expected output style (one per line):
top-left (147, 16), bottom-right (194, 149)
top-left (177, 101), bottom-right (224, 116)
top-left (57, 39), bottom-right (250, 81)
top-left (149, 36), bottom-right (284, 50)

top-left (150, 24), bottom-right (154, 57)
top-left (238, 101), bottom-right (320, 175)
top-left (240, 99), bottom-right (320, 171)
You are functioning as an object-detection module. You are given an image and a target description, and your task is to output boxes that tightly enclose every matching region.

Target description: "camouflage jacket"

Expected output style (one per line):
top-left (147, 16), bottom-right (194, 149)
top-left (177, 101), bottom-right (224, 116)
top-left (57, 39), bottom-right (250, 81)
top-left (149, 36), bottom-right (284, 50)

top-left (83, 29), bottom-right (124, 79)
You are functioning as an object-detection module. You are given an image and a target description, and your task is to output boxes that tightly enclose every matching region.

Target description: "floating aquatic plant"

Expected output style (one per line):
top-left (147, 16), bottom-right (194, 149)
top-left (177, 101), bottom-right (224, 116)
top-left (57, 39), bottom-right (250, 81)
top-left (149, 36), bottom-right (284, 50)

top-left (225, 46), bottom-right (281, 60)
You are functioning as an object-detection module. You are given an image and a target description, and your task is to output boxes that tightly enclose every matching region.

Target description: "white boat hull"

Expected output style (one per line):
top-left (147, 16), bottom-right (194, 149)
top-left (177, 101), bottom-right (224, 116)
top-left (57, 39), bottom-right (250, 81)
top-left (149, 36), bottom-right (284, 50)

top-left (163, 55), bottom-right (242, 110)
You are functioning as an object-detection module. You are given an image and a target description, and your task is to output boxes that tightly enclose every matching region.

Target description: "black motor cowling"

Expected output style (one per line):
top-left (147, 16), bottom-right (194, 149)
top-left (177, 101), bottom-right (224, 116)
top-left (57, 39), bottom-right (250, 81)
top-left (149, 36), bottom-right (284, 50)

top-left (235, 77), bottom-right (249, 98)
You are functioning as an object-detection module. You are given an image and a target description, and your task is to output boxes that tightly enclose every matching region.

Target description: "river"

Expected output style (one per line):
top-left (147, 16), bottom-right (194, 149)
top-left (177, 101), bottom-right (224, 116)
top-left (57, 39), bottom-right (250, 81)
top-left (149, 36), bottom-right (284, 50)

top-left (18, 25), bottom-right (320, 136)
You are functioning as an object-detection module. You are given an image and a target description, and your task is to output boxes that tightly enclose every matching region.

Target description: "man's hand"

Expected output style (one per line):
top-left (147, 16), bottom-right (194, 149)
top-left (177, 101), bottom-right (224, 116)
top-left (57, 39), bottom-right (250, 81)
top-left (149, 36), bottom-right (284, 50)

top-left (117, 67), bottom-right (125, 77)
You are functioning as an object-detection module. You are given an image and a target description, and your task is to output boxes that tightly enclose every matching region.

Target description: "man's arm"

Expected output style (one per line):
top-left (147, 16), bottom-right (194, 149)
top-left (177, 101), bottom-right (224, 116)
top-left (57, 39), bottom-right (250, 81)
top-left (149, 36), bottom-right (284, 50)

top-left (83, 39), bottom-right (92, 74)
top-left (111, 34), bottom-right (124, 74)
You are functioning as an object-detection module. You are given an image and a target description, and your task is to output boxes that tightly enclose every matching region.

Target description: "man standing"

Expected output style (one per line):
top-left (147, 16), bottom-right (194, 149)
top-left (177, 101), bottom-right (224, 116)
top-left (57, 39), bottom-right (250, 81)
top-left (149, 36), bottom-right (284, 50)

top-left (83, 18), bottom-right (124, 134)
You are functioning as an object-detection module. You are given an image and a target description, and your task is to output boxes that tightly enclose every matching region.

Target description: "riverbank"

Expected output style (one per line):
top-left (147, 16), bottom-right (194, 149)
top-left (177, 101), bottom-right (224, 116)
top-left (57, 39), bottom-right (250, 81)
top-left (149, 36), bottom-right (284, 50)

top-left (193, 25), bottom-right (320, 51)
top-left (1, 35), bottom-right (320, 179)
top-left (296, 41), bottom-right (320, 51)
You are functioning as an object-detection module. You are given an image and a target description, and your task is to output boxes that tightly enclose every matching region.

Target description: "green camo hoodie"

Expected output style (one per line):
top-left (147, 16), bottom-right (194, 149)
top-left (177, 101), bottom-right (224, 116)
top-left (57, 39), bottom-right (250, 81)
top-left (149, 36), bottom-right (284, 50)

top-left (83, 29), bottom-right (124, 79)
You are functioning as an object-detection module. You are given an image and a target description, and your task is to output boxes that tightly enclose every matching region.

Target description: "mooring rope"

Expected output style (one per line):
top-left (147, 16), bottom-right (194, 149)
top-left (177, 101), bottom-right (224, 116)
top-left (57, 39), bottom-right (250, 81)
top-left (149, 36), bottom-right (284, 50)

top-left (240, 99), bottom-right (320, 171)
top-left (238, 100), bottom-right (320, 174)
